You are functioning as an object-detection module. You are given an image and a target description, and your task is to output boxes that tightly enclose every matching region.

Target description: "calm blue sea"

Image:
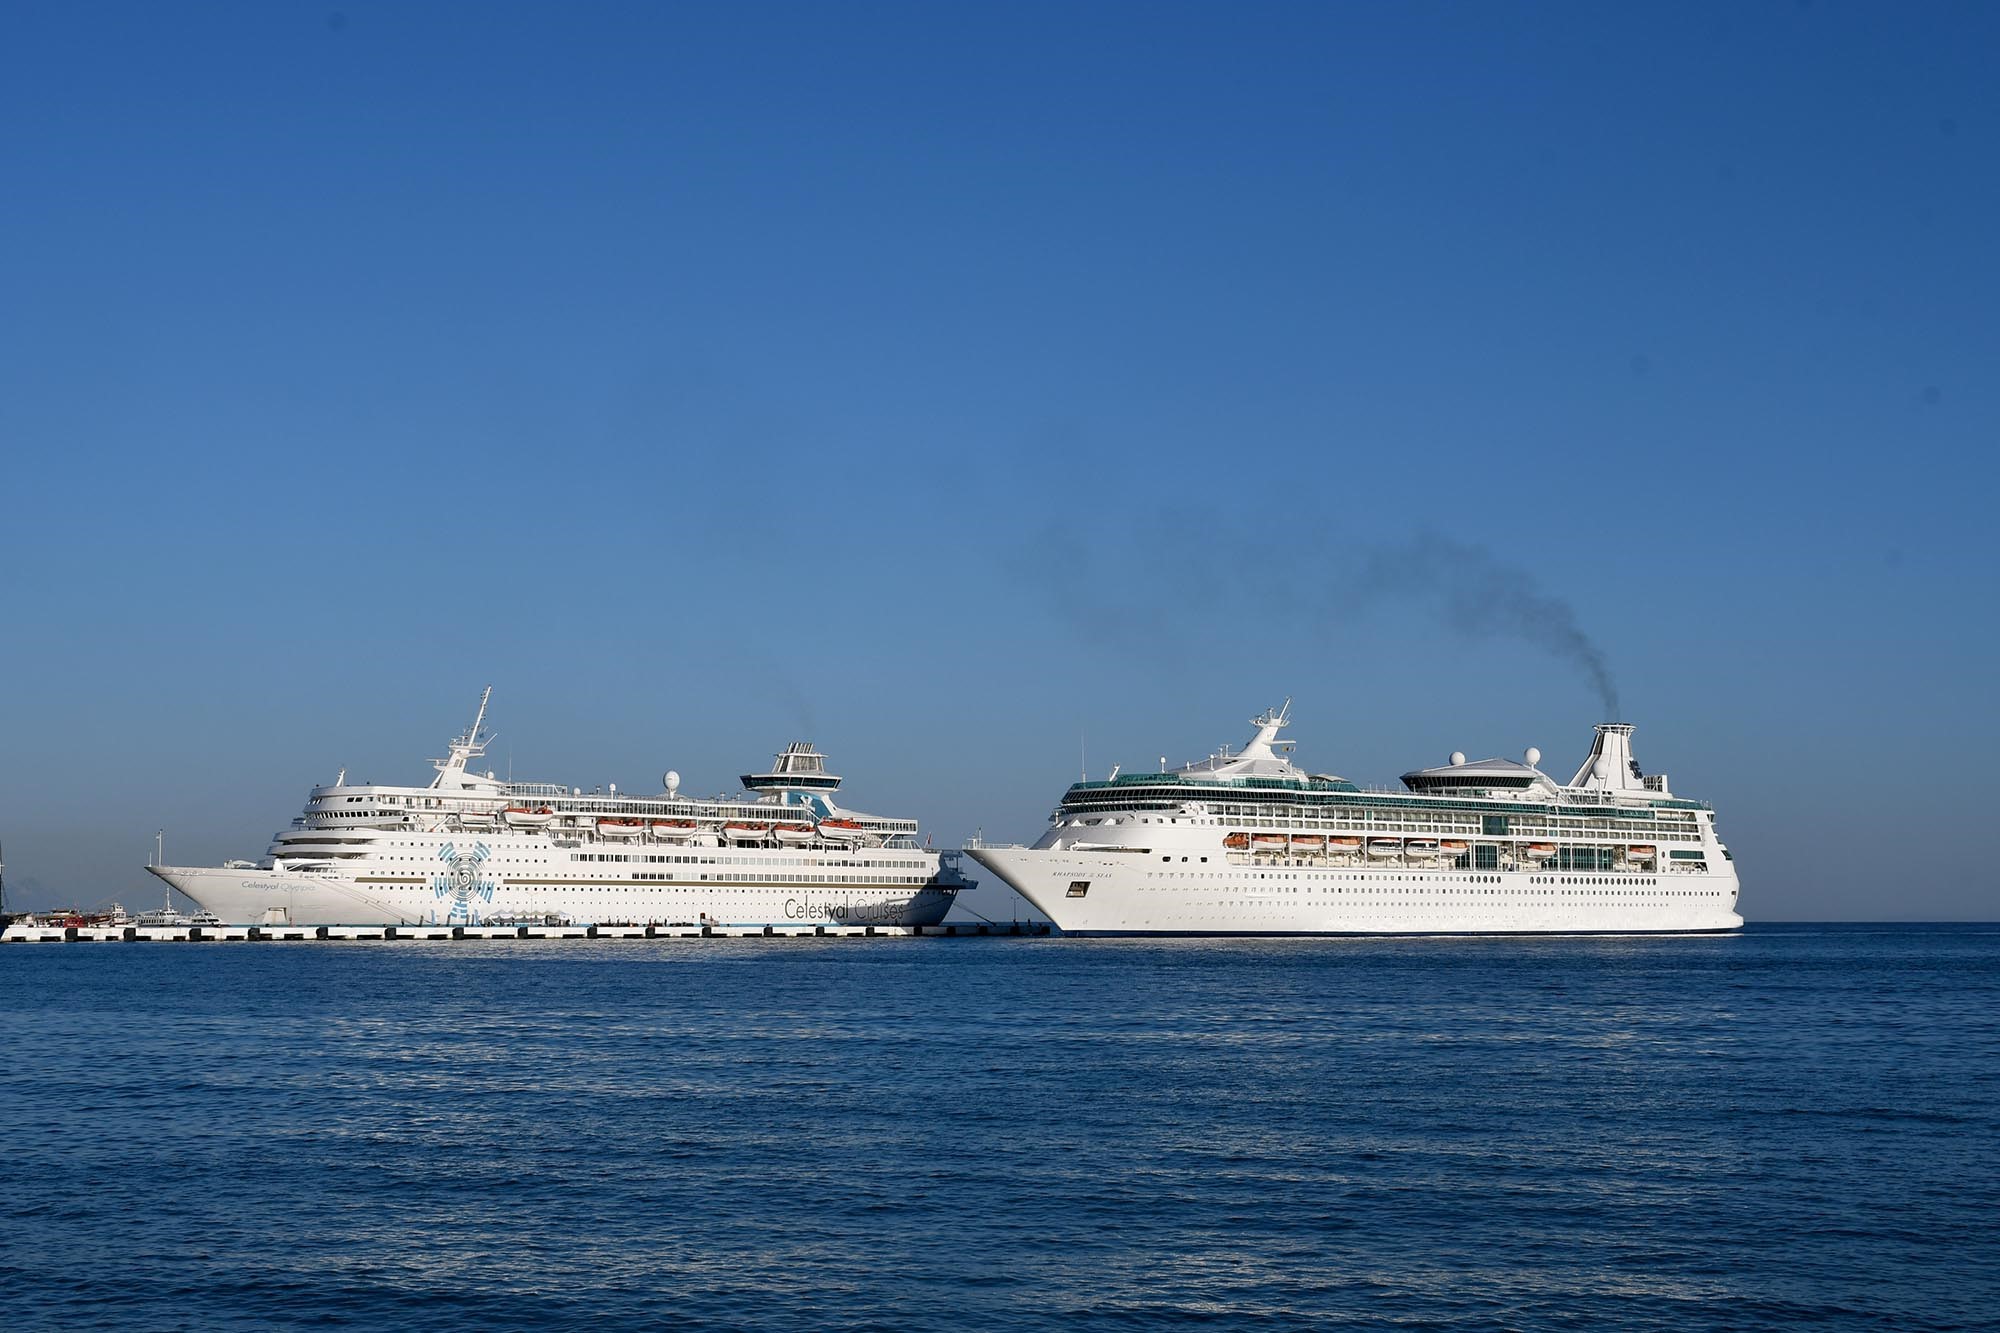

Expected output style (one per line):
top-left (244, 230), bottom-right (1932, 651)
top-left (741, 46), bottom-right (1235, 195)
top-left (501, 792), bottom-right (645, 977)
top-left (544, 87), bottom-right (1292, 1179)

top-left (3, 925), bottom-right (1996, 1331)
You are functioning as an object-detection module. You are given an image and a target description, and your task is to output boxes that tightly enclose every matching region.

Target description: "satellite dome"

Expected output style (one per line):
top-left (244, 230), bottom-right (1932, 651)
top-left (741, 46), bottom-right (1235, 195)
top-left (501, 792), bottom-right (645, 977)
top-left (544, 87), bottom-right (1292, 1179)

top-left (664, 770), bottom-right (681, 794)
top-left (1524, 746), bottom-right (1541, 767)
top-left (1593, 757), bottom-right (1611, 780)
top-left (1449, 751), bottom-right (1466, 767)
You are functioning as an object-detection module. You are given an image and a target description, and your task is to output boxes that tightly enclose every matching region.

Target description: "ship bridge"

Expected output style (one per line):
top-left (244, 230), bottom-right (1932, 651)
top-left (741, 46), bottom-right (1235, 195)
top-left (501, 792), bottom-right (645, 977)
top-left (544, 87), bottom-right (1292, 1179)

top-left (742, 742), bottom-right (844, 795)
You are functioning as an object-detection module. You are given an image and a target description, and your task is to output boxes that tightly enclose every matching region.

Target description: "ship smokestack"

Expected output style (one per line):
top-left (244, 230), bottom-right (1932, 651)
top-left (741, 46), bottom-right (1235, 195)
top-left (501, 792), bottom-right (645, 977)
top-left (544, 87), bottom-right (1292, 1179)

top-left (1567, 722), bottom-right (1666, 795)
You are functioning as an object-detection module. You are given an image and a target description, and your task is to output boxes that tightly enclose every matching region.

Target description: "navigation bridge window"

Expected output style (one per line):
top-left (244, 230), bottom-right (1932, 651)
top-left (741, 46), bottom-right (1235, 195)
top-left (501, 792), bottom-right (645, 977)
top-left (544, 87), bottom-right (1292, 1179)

top-left (1067, 881), bottom-right (1090, 899)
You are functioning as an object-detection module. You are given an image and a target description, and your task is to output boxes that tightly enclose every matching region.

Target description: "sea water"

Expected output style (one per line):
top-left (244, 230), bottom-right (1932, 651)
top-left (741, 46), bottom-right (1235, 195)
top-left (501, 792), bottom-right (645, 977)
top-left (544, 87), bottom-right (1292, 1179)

top-left (2, 924), bottom-right (1995, 1330)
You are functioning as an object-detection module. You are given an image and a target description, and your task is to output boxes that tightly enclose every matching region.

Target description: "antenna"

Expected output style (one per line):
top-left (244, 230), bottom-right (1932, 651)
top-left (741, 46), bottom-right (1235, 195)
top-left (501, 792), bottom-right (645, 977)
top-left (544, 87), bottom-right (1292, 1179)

top-left (154, 829), bottom-right (163, 868)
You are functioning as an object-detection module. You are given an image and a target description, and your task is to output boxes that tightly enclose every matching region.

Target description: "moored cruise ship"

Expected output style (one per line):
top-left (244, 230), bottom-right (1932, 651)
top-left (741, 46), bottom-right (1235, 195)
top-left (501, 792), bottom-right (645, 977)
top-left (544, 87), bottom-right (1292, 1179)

top-left (967, 703), bottom-right (1741, 935)
top-left (150, 689), bottom-right (966, 928)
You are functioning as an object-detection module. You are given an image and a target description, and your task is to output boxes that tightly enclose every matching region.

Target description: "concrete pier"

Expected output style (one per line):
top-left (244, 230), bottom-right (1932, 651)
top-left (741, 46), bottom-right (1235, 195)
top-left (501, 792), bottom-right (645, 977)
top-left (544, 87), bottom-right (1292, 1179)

top-left (1, 921), bottom-right (1052, 944)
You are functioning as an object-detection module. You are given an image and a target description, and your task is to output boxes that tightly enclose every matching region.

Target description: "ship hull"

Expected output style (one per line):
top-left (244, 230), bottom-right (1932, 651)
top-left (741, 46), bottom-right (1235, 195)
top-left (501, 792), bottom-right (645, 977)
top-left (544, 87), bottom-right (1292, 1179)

top-left (150, 863), bottom-right (957, 929)
top-left (967, 847), bottom-right (1743, 935)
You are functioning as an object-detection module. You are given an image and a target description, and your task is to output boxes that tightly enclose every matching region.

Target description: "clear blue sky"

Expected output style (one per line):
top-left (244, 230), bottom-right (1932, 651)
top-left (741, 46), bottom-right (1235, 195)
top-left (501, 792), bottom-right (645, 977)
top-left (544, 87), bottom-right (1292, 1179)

top-left (2, 2), bottom-right (1995, 920)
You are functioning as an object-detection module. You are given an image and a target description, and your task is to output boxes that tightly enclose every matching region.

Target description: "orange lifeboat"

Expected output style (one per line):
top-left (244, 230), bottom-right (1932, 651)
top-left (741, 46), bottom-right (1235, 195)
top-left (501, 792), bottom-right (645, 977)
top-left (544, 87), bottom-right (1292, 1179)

top-left (772, 822), bottom-right (815, 845)
top-left (650, 818), bottom-right (698, 840)
top-left (1291, 834), bottom-right (1326, 852)
top-left (1524, 842), bottom-right (1558, 860)
top-left (723, 822), bottom-right (770, 843)
top-left (503, 805), bottom-right (557, 829)
top-left (1223, 832), bottom-right (1250, 850)
top-left (818, 818), bottom-right (867, 842)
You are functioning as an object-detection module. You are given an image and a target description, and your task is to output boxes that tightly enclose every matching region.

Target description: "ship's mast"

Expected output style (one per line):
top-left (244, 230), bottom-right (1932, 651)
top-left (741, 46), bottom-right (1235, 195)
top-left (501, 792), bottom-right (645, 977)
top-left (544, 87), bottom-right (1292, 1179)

top-left (467, 685), bottom-right (492, 751)
top-left (431, 685), bottom-right (497, 788)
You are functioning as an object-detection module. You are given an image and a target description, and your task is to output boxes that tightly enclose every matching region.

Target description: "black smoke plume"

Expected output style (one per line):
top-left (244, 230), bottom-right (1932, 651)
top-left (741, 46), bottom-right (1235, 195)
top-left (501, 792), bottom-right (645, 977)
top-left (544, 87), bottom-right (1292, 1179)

top-left (1343, 536), bottom-right (1620, 719)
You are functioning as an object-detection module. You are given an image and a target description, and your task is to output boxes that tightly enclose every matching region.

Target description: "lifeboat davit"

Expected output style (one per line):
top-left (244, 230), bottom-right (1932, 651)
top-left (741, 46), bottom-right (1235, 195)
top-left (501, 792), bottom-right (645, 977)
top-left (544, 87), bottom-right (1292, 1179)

top-left (771, 822), bottom-right (815, 845)
top-left (723, 822), bottom-right (770, 843)
top-left (1222, 832), bottom-right (1250, 850)
top-left (598, 818), bottom-right (644, 839)
top-left (503, 805), bottom-right (556, 829)
top-left (1367, 838), bottom-right (1403, 857)
top-left (818, 818), bottom-right (867, 842)
top-left (1524, 842), bottom-right (1558, 859)
top-left (650, 819), bottom-right (698, 840)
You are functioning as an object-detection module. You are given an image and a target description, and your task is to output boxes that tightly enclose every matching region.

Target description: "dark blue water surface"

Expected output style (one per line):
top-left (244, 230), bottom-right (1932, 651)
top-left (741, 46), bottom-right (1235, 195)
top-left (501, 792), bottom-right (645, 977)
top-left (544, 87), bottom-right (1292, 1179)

top-left (3, 925), bottom-right (1997, 1331)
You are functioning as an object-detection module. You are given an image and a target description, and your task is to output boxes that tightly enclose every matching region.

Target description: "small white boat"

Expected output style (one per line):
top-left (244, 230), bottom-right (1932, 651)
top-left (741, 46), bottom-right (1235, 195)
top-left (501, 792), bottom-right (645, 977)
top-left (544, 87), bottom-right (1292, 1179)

top-left (503, 805), bottom-right (557, 829)
top-left (817, 819), bottom-right (867, 842)
top-left (650, 819), bottom-right (698, 840)
top-left (1524, 843), bottom-right (1558, 860)
top-left (1291, 834), bottom-right (1327, 852)
top-left (1251, 834), bottom-right (1288, 850)
top-left (597, 819), bottom-right (644, 839)
top-left (771, 822), bottom-right (815, 845)
top-left (1367, 838), bottom-right (1403, 858)
top-left (723, 822), bottom-right (769, 843)
top-left (1406, 838), bottom-right (1441, 856)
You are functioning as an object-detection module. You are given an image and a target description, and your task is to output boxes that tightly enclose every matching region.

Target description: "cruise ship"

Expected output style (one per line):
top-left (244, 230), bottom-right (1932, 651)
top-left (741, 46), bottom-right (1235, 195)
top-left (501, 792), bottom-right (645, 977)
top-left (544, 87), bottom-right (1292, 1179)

top-left (150, 690), bottom-right (966, 928)
top-left (967, 704), bottom-right (1741, 935)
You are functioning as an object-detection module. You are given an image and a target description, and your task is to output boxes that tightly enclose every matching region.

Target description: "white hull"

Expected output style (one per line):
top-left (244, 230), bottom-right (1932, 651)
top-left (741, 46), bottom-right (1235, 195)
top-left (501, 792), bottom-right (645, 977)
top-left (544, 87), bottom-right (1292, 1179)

top-left (967, 846), bottom-right (1742, 934)
top-left (152, 839), bottom-right (956, 929)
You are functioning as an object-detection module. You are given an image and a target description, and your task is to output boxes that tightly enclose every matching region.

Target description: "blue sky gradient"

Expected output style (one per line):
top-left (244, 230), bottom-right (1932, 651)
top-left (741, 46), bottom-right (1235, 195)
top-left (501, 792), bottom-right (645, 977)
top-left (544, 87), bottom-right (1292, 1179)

top-left (2, 2), bottom-right (1995, 919)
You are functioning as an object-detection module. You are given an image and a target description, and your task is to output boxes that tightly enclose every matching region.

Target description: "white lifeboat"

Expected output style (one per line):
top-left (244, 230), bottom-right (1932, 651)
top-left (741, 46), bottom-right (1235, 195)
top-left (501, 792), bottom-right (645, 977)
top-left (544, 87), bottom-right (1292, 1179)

top-left (771, 822), bottom-right (815, 845)
top-left (1524, 842), bottom-right (1558, 860)
top-left (650, 819), bottom-right (698, 841)
top-left (723, 822), bottom-right (770, 843)
top-left (1438, 839), bottom-right (1469, 855)
top-left (1328, 836), bottom-right (1363, 851)
top-left (1366, 838), bottom-right (1403, 858)
top-left (1251, 833), bottom-right (1287, 851)
top-left (1405, 838), bottom-right (1441, 857)
top-left (597, 818), bottom-right (644, 839)
top-left (1291, 834), bottom-right (1327, 852)
top-left (503, 805), bottom-right (556, 829)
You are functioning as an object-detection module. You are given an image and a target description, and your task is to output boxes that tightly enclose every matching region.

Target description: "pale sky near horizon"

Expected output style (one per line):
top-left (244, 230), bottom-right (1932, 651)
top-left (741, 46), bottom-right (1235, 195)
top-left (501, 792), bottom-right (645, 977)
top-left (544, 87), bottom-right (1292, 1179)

top-left (2, 2), bottom-right (1996, 920)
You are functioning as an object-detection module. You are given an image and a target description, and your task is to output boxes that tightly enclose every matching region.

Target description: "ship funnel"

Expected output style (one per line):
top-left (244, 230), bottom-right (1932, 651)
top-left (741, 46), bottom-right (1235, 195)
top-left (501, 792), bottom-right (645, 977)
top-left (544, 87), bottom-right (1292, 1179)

top-left (1568, 722), bottom-right (1665, 795)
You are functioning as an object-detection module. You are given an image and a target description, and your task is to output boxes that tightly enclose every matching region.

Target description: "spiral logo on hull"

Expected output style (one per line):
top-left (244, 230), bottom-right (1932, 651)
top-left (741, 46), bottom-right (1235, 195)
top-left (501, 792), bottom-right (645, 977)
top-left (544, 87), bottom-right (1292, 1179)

top-left (433, 842), bottom-right (496, 923)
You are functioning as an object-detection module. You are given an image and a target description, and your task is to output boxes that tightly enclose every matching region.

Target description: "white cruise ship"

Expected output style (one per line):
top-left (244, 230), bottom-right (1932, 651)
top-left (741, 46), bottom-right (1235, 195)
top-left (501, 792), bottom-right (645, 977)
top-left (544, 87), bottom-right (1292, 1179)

top-left (967, 703), bottom-right (1741, 935)
top-left (150, 690), bottom-right (966, 928)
